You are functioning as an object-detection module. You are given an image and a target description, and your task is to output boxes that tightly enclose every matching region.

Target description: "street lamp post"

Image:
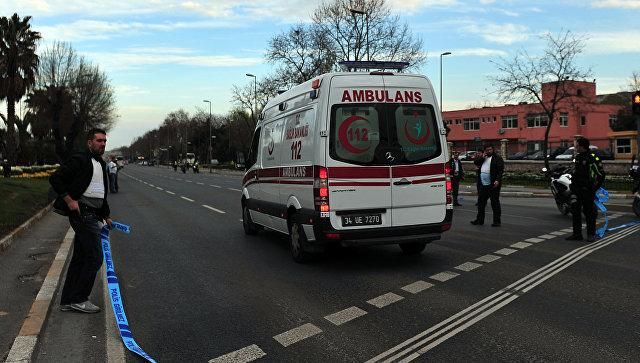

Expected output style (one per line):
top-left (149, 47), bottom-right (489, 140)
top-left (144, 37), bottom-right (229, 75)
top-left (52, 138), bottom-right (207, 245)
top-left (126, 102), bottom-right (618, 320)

top-left (203, 99), bottom-right (212, 173)
top-left (245, 73), bottom-right (257, 123)
top-left (350, 7), bottom-right (369, 61)
top-left (440, 52), bottom-right (452, 113)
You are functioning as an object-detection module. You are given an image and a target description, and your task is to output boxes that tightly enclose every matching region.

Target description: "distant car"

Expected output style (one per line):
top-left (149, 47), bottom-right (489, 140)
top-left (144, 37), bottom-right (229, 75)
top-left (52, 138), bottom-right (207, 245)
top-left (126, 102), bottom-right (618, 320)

top-left (459, 151), bottom-right (479, 161)
top-left (210, 159), bottom-right (219, 166)
top-left (554, 146), bottom-right (598, 160)
top-left (548, 147), bottom-right (568, 159)
top-left (523, 150), bottom-right (545, 160)
top-left (508, 151), bottom-right (528, 160)
top-left (594, 149), bottom-right (614, 160)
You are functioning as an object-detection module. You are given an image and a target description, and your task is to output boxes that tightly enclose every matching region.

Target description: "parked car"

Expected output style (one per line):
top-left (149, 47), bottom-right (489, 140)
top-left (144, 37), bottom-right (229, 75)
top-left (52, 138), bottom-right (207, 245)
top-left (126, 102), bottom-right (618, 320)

top-left (554, 146), bottom-right (598, 160)
top-left (459, 150), bottom-right (479, 161)
top-left (523, 150), bottom-right (545, 160)
top-left (594, 149), bottom-right (614, 160)
top-left (548, 147), bottom-right (568, 159)
top-left (508, 151), bottom-right (528, 160)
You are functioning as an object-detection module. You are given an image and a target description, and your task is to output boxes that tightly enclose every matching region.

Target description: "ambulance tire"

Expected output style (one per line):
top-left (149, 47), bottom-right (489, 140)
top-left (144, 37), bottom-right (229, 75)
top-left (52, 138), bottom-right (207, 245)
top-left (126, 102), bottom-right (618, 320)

top-left (288, 219), bottom-right (313, 263)
top-left (399, 241), bottom-right (427, 255)
top-left (242, 202), bottom-right (260, 235)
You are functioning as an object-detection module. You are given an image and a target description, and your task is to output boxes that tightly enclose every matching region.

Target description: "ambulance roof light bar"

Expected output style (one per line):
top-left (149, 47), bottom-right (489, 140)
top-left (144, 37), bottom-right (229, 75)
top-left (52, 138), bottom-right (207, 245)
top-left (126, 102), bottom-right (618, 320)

top-left (338, 61), bottom-right (410, 73)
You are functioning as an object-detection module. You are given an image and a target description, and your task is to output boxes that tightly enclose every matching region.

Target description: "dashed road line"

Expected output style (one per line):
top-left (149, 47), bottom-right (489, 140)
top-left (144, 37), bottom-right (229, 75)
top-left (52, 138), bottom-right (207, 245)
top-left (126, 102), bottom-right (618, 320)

top-left (475, 254), bottom-right (501, 263)
top-left (538, 234), bottom-right (556, 239)
top-left (454, 262), bottom-right (482, 272)
top-left (549, 231), bottom-right (567, 236)
top-left (401, 281), bottom-right (434, 294)
top-left (197, 182), bottom-right (204, 185)
top-left (202, 204), bottom-right (226, 214)
top-left (273, 323), bottom-right (322, 347)
top-left (494, 248), bottom-right (518, 256)
top-left (209, 344), bottom-right (266, 363)
top-left (210, 184), bottom-right (222, 188)
top-left (181, 196), bottom-right (194, 202)
top-left (324, 306), bottom-right (368, 326)
top-left (149, 184), bottom-right (155, 187)
top-left (510, 242), bottom-right (532, 249)
top-left (524, 237), bottom-right (544, 243)
top-left (166, 191), bottom-right (175, 195)
top-left (560, 228), bottom-right (574, 233)
top-left (429, 271), bottom-right (459, 282)
top-left (186, 180), bottom-right (193, 183)
top-left (367, 293), bottom-right (404, 308)
top-left (228, 188), bottom-right (242, 192)
top-left (156, 187), bottom-right (163, 191)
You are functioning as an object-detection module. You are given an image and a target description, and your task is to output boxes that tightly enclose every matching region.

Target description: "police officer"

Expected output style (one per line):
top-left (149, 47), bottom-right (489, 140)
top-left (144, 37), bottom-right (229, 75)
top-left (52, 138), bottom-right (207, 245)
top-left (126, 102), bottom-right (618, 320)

top-left (448, 150), bottom-right (464, 206)
top-left (566, 137), bottom-right (605, 242)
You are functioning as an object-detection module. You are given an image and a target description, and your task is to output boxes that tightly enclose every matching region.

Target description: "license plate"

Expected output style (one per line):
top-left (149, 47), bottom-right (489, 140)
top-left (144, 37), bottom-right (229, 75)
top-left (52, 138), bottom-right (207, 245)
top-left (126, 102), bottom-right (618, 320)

top-left (341, 214), bottom-right (382, 227)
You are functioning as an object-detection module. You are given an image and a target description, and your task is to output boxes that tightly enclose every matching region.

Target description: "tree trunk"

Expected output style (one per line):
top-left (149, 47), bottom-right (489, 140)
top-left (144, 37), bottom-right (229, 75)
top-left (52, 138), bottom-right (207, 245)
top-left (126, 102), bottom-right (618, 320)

top-left (543, 114), bottom-right (554, 171)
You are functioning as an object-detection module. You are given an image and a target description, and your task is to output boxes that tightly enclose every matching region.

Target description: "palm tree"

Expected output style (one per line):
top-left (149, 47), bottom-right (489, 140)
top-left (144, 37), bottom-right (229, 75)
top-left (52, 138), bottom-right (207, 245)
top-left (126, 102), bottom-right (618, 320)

top-left (0, 13), bottom-right (41, 164)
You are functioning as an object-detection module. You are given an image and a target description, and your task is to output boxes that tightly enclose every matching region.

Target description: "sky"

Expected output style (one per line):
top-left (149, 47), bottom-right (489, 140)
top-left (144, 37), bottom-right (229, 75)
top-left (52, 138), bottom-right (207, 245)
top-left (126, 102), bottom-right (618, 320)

top-left (3, 0), bottom-right (640, 149)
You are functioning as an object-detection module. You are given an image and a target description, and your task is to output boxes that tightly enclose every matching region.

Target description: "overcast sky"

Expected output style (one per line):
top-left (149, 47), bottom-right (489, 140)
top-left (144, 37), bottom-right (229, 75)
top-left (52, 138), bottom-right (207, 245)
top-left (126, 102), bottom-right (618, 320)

top-left (3, 0), bottom-right (639, 149)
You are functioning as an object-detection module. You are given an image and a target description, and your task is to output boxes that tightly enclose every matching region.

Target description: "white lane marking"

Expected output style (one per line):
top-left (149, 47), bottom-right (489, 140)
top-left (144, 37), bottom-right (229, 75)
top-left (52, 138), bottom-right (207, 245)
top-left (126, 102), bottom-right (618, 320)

top-left (209, 344), bottom-right (266, 363)
top-left (454, 262), bottom-right (482, 272)
top-left (538, 234), bottom-right (556, 239)
top-left (143, 181), bottom-right (148, 184)
top-left (510, 242), bottom-right (532, 249)
top-left (494, 248), bottom-right (518, 256)
top-left (550, 231), bottom-right (567, 236)
top-left (367, 293), bottom-right (404, 308)
top-left (367, 225), bottom-right (640, 363)
top-left (524, 237), bottom-right (544, 243)
top-left (202, 204), bottom-right (226, 214)
top-left (197, 182), bottom-right (204, 185)
top-left (273, 323), bottom-right (322, 347)
top-left (239, 219), bottom-right (244, 222)
top-left (475, 254), bottom-right (501, 263)
top-left (156, 187), bottom-right (163, 191)
top-left (181, 196), bottom-right (194, 202)
top-left (561, 228), bottom-right (574, 233)
top-left (228, 188), bottom-right (242, 192)
top-left (186, 180), bottom-right (193, 183)
top-left (401, 280), bottom-right (434, 294)
top-left (210, 184), bottom-right (222, 188)
top-left (324, 306), bottom-right (368, 326)
top-left (149, 184), bottom-right (155, 187)
top-left (166, 191), bottom-right (175, 195)
top-left (429, 271), bottom-right (459, 282)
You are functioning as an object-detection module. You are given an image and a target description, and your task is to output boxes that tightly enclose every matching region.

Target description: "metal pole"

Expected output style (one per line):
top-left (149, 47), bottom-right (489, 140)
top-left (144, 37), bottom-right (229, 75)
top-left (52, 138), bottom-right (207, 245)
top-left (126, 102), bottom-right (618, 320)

top-left (440, 52), bottom-right (451, 113)
top-left (366, 12), bottom-right (369, 61)
top-left (204, 100), bottom-right (212, 173)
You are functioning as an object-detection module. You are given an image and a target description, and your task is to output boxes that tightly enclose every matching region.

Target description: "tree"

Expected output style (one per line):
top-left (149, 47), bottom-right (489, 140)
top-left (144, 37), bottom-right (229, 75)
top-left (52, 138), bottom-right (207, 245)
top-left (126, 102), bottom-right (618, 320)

top-left (628, 71), bottom-right (640, 92)
top-left (265, 0), bottom-right (424, 88)
top-left (491, 30), bottom-right (591, 170)
top-left (0, 13), bottom-right (41, 164)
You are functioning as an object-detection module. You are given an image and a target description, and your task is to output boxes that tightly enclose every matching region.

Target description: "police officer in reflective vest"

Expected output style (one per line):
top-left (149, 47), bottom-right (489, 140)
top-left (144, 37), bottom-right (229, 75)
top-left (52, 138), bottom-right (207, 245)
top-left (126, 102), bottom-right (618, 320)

top-left (566, 137), bottom-right (605, 242)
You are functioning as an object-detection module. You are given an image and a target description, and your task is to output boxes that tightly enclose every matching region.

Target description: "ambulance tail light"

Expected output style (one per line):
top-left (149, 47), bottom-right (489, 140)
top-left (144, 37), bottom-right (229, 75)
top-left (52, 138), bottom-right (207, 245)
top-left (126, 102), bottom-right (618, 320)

top-left (444, 163), bottom-right (453, 205)
top-left (314, 166), bottom-right (330, 216)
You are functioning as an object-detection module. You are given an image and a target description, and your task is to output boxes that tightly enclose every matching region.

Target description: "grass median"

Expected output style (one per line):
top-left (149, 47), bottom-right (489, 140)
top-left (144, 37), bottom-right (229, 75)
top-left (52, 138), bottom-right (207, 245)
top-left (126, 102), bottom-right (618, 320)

top-left (0, 177), bottom-right (52, 236)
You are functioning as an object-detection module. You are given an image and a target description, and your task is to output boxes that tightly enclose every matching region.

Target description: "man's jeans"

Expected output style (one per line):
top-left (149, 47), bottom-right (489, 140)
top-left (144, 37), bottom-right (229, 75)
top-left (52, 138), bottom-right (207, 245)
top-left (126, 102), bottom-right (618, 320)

top-left (60, 211), bottom-right (103, 305)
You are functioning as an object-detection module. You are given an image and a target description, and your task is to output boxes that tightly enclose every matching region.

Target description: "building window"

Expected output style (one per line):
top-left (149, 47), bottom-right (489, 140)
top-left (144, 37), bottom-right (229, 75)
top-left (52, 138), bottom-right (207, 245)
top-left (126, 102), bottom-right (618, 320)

top-left (580, 116), bottom-right (586, 126)
top-left (560, 139), bottom-right (569, 148)
top-left (559, 112), bottom-right (568, 127)
top-left (463, 118), bottom-right (480, 131)
top-left (501, 115), bottom-right (518, 129)
top-left (526, 114), bottom-right (549, 128)
top-left (577, 89), bottom-right (583, 97)
top-left (616, 138), bottom-right (631, 154)
top-left (456, 119), bottom-right (461, 125)
top-left (609, 114), bottom-right (617, 128)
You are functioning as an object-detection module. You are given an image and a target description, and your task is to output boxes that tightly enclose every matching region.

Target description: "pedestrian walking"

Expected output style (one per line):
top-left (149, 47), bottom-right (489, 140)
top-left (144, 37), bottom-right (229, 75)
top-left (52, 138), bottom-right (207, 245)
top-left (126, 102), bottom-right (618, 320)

top-left (470, 145), bottom-right (504, 227)
top-left (565, 137), bottom-right (605, 242)
top-left (49, 128), bottom-right (113, 314)
top-left (107, 155), bottom-right (118, 193)
top-left (448, 150), bottom-right (464, 206)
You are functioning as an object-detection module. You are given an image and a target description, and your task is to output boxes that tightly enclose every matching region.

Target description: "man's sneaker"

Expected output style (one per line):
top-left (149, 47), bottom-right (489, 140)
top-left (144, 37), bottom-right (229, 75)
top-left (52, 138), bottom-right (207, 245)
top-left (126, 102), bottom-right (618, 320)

top-left (565, 234), bottom-right (583, 241)
top-left (586, 235), bottom-right (596, 242)
top-left (59, 304), bottom-right (72, 312)
top-left (70, 301), bottom-right (101, 313)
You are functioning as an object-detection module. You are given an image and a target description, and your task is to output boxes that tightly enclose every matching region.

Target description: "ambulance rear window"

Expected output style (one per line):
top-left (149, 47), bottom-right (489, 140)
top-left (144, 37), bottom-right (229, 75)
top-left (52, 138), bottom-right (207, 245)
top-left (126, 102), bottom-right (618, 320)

top-left (330, 103), bottom-right (440, 166)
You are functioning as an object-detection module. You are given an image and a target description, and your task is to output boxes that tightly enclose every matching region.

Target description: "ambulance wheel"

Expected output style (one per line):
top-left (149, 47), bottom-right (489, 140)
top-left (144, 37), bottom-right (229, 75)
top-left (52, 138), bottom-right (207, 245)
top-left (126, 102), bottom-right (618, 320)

top-left (289, 220), bottom-right (312, 263)
top-left (399, 241), bottom-right (427, 255)
top-left (242, 202), bottom-right (259, 235)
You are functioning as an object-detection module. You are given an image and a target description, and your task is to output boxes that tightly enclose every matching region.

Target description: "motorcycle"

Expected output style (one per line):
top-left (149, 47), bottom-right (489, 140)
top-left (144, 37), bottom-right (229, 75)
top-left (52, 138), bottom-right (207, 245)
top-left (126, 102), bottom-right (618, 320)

top-left (630, 155), bottom-right (640, 217)
top-left (542, 165), bottom-right (574, 215)
top-left (192, 163), bottom-right (200, 173)
top-left (181, 164), bottom-right (187, 174)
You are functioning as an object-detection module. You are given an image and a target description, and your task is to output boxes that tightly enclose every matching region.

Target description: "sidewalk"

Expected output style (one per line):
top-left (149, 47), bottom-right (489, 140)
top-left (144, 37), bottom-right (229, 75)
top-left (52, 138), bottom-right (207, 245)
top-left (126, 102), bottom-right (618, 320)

top-left (458, 184), bottom-right (635, 199)
top-left (0, 212), bottom-right (69, 361)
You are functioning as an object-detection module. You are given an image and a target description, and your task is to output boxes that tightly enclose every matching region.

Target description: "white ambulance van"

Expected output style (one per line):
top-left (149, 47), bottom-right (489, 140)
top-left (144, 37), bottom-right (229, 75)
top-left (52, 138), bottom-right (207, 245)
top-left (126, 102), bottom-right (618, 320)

top-left (241, 61), bottom-right (452, 262)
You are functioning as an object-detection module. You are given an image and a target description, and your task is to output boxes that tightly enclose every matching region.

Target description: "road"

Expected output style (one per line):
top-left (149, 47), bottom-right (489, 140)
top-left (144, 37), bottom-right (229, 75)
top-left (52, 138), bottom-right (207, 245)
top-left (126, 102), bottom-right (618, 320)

top-left (37, 165), bottom-right (640, 362)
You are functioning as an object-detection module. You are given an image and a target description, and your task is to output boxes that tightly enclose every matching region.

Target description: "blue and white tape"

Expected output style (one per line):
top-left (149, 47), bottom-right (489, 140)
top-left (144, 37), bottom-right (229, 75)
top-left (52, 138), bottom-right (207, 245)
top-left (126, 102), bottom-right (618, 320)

top-left (594, 187), bottom-right (609, 238)
top-left (101, 223), bottom-right (156, 363)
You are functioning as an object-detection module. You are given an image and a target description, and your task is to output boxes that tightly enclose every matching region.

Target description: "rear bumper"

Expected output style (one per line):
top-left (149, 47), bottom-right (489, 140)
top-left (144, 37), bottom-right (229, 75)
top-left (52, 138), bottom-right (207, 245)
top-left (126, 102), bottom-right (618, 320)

top-left (312, 210), bottom-right (452, 247)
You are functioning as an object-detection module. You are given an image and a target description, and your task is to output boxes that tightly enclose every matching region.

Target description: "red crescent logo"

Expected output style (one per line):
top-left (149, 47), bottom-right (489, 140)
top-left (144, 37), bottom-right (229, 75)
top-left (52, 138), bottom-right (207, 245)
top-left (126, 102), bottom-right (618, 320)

top-left (404, 121), bottom-right (430, 145)
top-left (338, 115), bottom-right (371, 154)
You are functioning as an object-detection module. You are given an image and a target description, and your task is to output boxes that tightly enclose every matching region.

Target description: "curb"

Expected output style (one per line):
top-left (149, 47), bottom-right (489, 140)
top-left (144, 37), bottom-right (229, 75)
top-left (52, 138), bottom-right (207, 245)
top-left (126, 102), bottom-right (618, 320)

top-left (0, 202), bottom-right (54, 253)
top-left (459, 191), bottom-right (635, 199)
top-left (5, 228), bottom-right (74, 362)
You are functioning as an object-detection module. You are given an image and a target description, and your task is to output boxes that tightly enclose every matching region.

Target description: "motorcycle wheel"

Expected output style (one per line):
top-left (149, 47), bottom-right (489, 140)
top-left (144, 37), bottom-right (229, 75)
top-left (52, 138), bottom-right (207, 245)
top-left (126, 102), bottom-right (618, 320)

top-left (556, 201), bottom-right (570, 215)
top-left (633, 197), bottom-right (640, 218)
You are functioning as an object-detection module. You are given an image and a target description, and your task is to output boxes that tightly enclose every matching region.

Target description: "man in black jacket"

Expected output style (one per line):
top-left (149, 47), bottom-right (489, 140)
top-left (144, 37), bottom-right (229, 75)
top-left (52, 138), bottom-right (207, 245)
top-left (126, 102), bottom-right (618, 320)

top-left (448, 151), bottom-right (464, 206)
top-left (50, 128), bottom-right (113, 313)
top-left (566, 137), bottom-right (605, 242)
top-left (471, 145), bottom-right (505, 226)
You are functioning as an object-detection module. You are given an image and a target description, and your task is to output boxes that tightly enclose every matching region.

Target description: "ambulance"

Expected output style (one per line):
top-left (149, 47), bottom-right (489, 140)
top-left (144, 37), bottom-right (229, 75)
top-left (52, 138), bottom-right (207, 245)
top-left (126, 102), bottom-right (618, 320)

top-left (241, 61), bottom-right (452, 262)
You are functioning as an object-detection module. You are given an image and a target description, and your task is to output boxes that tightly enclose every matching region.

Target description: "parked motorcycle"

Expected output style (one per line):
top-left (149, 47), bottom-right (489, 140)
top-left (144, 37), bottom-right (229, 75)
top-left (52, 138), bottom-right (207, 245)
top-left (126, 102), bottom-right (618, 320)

top-left (543, 165), bottom-right (574, 215)
top-left (630, 155), bottom-right (640, 217)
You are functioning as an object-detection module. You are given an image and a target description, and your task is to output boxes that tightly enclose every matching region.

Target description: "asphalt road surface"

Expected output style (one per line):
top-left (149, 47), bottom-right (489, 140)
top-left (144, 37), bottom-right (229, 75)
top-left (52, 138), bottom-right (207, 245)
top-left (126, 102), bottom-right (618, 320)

top-left (44, 164), bottom-right (640, 362)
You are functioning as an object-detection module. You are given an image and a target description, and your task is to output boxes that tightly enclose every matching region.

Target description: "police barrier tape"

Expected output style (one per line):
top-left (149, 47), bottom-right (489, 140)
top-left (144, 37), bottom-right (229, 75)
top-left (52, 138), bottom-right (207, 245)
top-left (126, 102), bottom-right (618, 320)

top-left (594, 187), bottom-right (609, 238)
top-left (101, 223), bottom-right (156, 363)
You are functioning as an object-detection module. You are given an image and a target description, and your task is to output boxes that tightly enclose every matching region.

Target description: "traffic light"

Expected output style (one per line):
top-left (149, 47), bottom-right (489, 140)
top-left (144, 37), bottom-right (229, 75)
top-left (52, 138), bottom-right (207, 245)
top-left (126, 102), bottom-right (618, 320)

top-left (633, 91), bottom-right (640, 115)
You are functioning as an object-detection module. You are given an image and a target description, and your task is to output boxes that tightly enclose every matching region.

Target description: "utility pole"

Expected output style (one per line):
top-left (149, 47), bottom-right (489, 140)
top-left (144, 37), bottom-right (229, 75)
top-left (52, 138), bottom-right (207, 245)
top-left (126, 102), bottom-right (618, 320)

top-left (203, 99), bottom-right (212, 173)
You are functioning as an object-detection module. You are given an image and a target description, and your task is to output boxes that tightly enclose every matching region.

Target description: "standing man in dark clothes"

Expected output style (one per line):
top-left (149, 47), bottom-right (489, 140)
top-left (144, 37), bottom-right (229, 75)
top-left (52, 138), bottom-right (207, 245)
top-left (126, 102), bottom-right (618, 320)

top-left (50, 128), bottom-right (113, 313)
top-left (448, 150), bottom-right (464, 206)
top-left (471, 145), bottom-right (505, 227)
top-left (566, 137), bottom-right (605, 242)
